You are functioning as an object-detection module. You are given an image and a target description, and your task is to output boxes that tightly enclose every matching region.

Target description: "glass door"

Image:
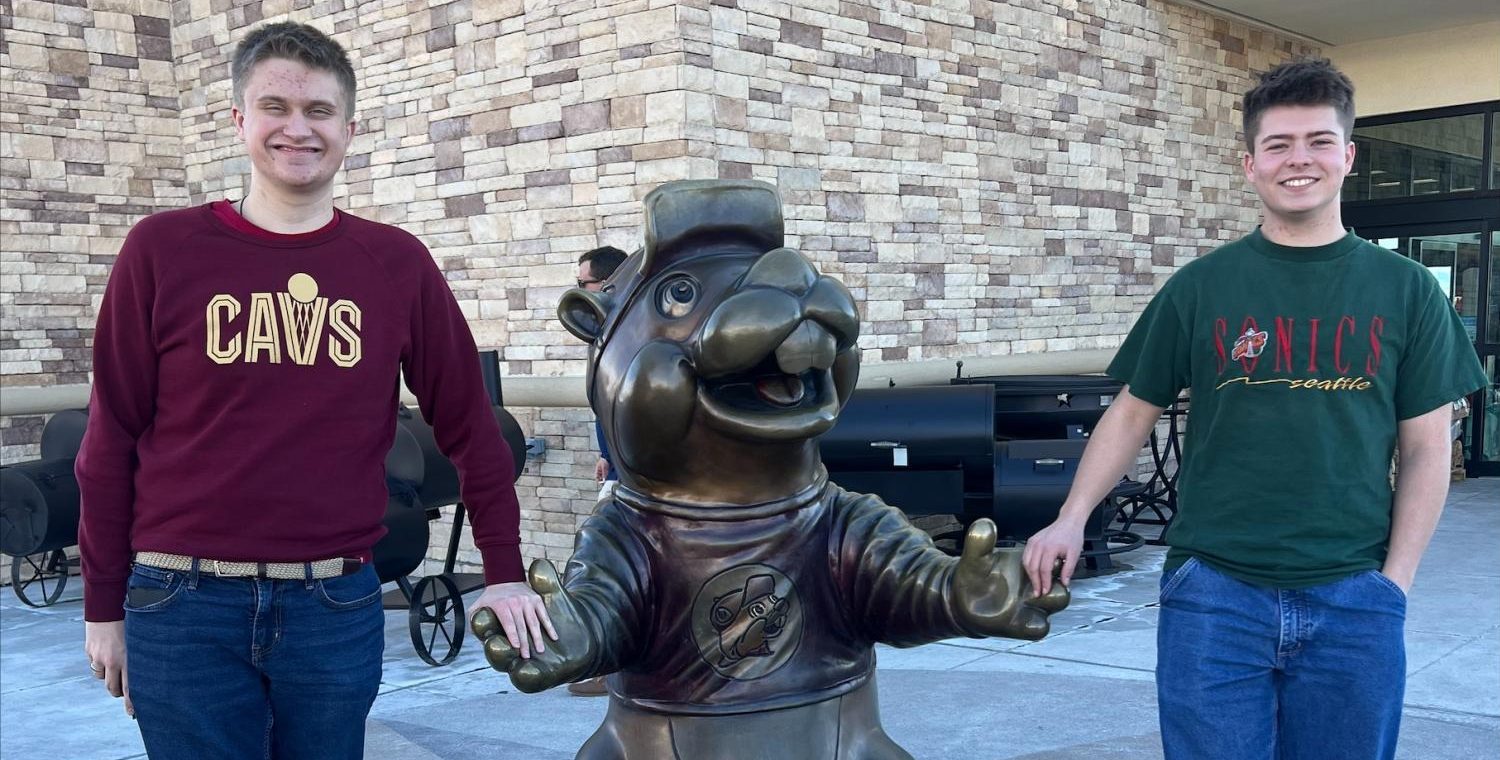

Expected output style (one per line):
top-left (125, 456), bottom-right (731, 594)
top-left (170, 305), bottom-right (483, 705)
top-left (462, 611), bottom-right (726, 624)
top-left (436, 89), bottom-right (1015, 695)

top-left (1365, 230), bottom-right (1483, 341)
top-left (1478, 231), bottom-right (1500, 475)
top-left (1479, 355), bottom-right (1499, 475)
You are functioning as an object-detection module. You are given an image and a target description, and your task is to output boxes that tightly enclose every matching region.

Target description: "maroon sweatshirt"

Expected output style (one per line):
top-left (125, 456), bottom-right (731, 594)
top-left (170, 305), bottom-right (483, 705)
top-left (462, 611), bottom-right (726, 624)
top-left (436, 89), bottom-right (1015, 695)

top-left (77, 201), bottom-right (524, 622)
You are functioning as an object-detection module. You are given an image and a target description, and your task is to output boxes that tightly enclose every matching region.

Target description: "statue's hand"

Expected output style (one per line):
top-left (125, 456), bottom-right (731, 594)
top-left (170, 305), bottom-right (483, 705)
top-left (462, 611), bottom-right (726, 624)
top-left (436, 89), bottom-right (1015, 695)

top-left (951, 519), bottom-right (1070, 640)
top-left (471, 559), bottom-right (597, 693)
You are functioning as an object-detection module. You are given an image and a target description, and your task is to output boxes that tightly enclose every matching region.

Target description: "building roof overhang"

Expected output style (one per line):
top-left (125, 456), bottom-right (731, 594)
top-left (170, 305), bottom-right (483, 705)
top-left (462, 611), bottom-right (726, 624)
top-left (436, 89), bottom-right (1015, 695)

top-left (1171, 0), bottom-right (1498, 45)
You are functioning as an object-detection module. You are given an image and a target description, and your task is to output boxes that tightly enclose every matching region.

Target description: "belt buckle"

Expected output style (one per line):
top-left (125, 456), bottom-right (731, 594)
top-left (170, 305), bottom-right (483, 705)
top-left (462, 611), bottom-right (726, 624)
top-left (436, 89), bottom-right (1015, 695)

top-left (212, 560), bottom-right (229, 576)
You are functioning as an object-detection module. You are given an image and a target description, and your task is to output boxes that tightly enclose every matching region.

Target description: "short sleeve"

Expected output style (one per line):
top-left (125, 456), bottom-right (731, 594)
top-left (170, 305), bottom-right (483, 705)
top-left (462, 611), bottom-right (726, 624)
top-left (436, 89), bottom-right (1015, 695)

top-left (1393, 271), bottom-right (1487, 420)
top-left (1106, 277), bottom-right (1192, 408)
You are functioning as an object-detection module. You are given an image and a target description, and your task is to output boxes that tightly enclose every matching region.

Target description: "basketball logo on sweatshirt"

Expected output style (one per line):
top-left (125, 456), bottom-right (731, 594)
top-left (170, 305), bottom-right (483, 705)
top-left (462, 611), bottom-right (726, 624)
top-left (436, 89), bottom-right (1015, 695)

top-left (206, 273), bottom-right (362, 367)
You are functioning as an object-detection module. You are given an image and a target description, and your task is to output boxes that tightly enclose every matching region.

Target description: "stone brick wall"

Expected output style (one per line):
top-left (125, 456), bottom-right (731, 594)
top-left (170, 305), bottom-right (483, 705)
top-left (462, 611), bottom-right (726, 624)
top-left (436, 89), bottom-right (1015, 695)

top-left (1, 0), bottom-right (1315, 571)
top-left (694, 0), bottom-right (1314, 363)
top-left (1, 0), bottom-right (188, 408)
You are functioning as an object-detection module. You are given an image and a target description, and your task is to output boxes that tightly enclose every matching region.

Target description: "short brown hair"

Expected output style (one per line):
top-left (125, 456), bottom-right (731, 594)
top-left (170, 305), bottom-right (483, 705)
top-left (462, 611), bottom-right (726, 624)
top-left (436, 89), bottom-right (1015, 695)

top-left (1242, 58), bottom-right (1355, 151)
top-left (231, 22), bottom-right (356, 117)
top-left (579, 246), bottom-right (628, 280)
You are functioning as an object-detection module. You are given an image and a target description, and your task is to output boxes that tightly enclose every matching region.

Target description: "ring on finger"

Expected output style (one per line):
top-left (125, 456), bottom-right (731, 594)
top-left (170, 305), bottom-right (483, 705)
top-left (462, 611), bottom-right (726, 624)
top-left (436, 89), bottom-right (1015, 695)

top-left (89, 661), bottom-right (104, 674)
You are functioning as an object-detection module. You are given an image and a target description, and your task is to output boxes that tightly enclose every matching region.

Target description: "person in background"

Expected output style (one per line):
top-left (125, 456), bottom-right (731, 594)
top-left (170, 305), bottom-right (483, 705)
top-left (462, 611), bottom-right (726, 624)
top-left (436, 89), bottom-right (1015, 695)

top-left (568, 243), bottom-right (627, 697)
top-left (576, 245), bottom-right (628, 499)
top-left (1022, 58), bottom-right (1486, 760)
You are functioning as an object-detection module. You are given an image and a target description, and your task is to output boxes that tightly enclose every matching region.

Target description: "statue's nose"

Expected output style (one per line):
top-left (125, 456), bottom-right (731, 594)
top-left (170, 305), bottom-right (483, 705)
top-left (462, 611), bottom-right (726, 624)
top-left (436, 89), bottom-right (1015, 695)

top-left (695, 249), bottom-right (861, 379)
top-left (774, 320), bottom-right (836, 375)
top-left (741, 248), bottom-right (859, 350)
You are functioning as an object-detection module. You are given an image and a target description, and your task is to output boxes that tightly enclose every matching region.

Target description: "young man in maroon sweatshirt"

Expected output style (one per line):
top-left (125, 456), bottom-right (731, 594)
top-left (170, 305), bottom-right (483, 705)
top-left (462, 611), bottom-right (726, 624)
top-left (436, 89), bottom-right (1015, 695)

top-left (76, 22), bottom-right (554, 758)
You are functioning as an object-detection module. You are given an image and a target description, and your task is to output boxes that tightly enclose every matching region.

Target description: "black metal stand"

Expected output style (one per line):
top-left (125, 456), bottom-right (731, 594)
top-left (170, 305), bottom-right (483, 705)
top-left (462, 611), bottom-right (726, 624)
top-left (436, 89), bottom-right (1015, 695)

top-left (9, 549), bottom-right (77, 607)
top-left (1113, 398), bottom-right (1188, 545)
top-left (378, 501), bottom-right (483, 666)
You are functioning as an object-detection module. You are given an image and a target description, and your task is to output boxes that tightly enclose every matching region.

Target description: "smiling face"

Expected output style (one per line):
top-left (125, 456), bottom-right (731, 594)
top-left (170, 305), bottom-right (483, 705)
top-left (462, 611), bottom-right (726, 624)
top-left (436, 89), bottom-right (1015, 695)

top-left (232, 57), bottom-right (354, 199)
top-left (1242, 104), bottom-right (1355, 234)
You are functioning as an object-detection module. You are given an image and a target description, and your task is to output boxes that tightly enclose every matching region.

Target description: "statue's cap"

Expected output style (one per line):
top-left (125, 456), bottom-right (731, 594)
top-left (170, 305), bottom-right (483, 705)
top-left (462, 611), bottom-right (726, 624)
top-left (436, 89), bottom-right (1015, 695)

top-left (640, 180), bottom-right (784, 281)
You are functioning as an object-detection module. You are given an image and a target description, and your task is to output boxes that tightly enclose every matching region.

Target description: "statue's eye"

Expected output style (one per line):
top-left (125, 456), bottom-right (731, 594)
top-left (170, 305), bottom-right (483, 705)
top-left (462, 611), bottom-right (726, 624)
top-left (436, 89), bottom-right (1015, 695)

top-left (657, 276), bottom-right (698, 318)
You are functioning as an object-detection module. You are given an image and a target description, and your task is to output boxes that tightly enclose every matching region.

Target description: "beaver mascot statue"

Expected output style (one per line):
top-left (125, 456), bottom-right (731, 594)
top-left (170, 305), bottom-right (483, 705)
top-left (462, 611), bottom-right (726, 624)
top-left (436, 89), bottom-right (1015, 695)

top-left (472, 179), bottom-right (1069, 759)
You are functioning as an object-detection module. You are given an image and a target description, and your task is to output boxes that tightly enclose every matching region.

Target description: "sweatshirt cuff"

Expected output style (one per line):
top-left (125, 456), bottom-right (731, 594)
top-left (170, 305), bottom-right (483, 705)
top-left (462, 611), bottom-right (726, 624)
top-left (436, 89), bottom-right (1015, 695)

top-left (84, 578), bottom-right (127, 622)
top-left (480, 543), bottom-right (526, 586)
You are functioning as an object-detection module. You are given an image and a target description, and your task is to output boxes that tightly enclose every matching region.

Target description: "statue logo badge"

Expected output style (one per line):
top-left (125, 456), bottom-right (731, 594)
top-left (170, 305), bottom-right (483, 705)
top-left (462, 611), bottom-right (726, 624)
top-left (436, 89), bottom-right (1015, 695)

top-left (691, 564), bottom-right (802, 680)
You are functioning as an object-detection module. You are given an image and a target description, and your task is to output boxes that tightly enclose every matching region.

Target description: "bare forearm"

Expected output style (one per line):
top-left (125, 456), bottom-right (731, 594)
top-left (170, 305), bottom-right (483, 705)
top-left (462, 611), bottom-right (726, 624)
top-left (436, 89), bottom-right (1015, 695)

top-left (1383, 406), bottom-right (1454, 591)
top-left (1054, 387), bottom-right (1165, 525)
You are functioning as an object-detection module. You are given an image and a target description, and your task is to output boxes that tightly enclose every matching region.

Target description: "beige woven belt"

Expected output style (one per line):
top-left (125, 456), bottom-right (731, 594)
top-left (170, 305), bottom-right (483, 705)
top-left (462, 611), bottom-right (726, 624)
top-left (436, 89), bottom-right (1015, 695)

top-left (134, 551), bottom-right (356, 580)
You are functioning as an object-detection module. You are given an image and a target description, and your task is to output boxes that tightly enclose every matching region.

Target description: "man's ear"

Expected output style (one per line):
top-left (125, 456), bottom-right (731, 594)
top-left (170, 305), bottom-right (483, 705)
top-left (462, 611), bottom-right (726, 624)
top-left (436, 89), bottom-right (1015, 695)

top-left (558, 288), bottom-right (614, 343)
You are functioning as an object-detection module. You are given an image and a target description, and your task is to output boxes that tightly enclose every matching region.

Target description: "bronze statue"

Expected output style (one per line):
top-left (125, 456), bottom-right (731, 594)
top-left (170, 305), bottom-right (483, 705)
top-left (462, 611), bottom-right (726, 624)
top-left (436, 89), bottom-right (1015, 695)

top-left (473, 180), bottom-right (1069, 759)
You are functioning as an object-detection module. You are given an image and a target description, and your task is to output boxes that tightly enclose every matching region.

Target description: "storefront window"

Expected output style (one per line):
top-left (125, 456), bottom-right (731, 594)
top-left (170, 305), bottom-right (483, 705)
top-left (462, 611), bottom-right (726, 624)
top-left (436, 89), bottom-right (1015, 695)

top-left (1344, 114), bottom-right (1485, 200)
top-left (1490, 231), bottom-right (1500, 347)
top-left (1492, 118), bottom-right (1500, 193)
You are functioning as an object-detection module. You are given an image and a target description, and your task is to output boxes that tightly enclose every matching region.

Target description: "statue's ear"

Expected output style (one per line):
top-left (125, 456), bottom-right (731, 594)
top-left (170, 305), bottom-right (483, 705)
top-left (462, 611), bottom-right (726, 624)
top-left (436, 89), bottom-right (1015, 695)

top-left (558, 288), bottom-right (614, 343)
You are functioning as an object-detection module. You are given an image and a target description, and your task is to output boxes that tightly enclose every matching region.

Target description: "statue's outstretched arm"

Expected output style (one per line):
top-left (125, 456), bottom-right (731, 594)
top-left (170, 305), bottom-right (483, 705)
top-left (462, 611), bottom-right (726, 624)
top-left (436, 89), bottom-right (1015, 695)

top-left (473, 507), bottom-right (648, 692)
top-left (830, 488), bottom-right (1068, 648)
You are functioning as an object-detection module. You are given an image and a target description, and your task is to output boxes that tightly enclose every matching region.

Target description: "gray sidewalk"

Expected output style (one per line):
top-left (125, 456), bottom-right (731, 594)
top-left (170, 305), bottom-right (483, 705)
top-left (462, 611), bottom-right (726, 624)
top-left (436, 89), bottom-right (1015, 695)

top-left (3, 478), bottom-right (1496, 759)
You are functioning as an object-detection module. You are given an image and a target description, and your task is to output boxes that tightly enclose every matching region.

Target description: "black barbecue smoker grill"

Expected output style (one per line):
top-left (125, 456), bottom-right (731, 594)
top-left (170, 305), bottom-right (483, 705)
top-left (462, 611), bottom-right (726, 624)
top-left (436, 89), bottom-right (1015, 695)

top-left (819, 371), bottom-right (1147, 569)
top-left (0, 352), bottom-right (527, 667)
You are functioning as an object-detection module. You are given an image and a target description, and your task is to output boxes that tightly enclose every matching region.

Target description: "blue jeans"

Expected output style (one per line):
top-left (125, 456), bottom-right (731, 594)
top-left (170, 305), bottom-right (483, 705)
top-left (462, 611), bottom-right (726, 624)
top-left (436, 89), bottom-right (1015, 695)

top-left (124, 562), bottom-right (385, 759)
top-left (1156, 557), bottom-right (1407, 760)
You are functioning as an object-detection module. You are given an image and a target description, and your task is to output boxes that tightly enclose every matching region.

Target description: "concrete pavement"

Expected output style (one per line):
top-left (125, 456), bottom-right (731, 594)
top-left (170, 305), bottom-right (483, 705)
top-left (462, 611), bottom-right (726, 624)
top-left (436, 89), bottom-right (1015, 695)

top-left (3, 478), bottom-right (1495, 759)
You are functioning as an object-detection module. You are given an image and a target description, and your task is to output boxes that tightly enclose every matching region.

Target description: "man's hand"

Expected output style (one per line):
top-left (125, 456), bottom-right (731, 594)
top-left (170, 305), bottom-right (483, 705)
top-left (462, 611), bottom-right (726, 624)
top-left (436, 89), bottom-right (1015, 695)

top-left (1019, 386), bottom-right (1163, 596)
top-left (594, 458), bottom-right (609, 484)
top-left (472, 559), bottom-right (597, 693)
top-left (469, 580), bottom-right (558, 659)
top-left (1378, 568), bottom-right (1413, 595)
top-left (1021, 515), bottom-right (1087, 596)
top-left (85, 620), bottom-right (133, 717)
top-left (952, 519), bottom-right (1070, 640)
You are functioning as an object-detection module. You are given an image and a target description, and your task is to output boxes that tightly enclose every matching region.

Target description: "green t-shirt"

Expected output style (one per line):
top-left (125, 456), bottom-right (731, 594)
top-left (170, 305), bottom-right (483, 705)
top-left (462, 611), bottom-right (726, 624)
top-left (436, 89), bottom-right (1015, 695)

top-left (1109, 228), bottom-right (1487, 588)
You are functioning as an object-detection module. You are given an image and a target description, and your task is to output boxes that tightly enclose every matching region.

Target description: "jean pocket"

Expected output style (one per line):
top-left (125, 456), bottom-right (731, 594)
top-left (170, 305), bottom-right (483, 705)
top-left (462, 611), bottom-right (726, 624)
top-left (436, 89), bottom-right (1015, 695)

top-left (314, 566), bottom-right (381, 611)
top-left (1158, 557), bottom-right (1200, 603)
top-left (1364, 570), bottom-right (1408, 604)
top-left (123, 566), bottom-right (186, 613)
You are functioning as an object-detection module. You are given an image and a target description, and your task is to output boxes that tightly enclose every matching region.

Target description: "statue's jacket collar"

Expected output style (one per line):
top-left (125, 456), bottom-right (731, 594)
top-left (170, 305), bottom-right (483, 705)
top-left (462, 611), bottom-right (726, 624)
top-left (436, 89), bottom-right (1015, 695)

top-left (611, 469), bottom-right (829, 521)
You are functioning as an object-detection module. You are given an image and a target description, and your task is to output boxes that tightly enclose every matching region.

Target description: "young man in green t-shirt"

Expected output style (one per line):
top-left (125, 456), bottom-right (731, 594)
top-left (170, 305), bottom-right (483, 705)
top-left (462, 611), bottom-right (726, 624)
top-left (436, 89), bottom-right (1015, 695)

top-left (1022, 59), bottom-right (1486, 759)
